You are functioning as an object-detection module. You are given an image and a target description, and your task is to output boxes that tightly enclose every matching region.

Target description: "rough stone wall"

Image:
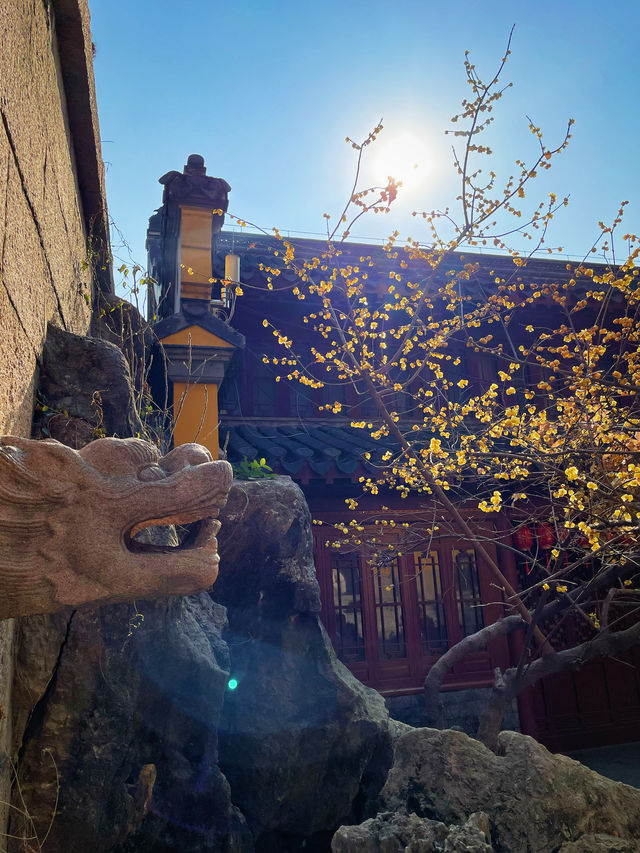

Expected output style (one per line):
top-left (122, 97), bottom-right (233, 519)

top-left (0, 0), bottom-right (105, 437)
top-left (0, 0), bottom-right (109, 837)
top-left (0, 618), bottom-right (14, 844)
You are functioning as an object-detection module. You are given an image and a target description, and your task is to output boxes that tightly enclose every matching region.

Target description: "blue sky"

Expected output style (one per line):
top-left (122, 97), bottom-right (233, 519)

top-left (90, 0), bottom-right (640, 277)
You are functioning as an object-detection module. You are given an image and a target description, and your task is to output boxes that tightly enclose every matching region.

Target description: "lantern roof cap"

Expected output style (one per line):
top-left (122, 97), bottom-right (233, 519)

top-left (154, 304), bottom-right (245, 349)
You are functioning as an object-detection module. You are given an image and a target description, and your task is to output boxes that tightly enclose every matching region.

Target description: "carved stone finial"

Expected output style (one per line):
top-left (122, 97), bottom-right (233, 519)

top-left (184, 154), bottom-right (206, 175)
top-left (0, 436), bottom-right (233, 618)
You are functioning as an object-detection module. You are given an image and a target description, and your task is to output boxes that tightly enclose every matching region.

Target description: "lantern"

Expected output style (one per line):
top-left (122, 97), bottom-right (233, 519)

top-left (513, 525), bottom-right (534, 551)
top-left (535, 523), bottom-right (555, 550)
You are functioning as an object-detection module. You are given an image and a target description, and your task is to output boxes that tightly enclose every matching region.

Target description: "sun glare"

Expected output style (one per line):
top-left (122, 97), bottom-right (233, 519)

top-left (372, 132), bottom-right (429, 188)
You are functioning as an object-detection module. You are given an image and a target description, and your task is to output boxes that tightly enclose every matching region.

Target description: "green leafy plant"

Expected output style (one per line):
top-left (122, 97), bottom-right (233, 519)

top-left (232, 456), bottom-right (277, 480)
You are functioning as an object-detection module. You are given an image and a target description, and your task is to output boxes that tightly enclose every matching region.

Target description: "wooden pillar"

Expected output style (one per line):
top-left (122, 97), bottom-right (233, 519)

top-left (158, 323), bottom-right (240, 460)
top-left (172, 381), bottom-right (220, 459)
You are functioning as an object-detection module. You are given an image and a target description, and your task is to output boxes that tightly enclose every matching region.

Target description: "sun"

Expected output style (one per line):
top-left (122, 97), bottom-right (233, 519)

top-left (372, 132), bottom-right (429, 188)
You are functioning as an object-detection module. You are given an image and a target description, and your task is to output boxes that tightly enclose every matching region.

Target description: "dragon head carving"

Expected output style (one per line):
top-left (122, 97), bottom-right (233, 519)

top-left (0, 436), bottom-right (233, 618)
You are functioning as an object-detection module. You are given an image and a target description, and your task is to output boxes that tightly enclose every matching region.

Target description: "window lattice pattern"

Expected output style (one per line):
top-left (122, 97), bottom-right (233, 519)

top-left (331, 552), bottom-right (366, 661)
top-left (453, 548), bottom-right (485, 636)
top-left (372, 558), bottom-right (407, 659)
top-left (413, 551), bottom-right (448, 653)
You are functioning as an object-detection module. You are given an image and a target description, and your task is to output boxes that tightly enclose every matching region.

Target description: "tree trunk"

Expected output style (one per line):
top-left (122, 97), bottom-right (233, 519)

top-left (424, 615), bottom-right (526, 728)
top-left (477, 669), bottom-right (520, 751)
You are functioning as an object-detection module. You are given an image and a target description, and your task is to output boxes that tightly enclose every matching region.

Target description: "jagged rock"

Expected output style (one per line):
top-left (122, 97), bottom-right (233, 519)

top-left (361, 727), bottom-right (640, 853)
top-left (331, 810), bottom-right (493, 852)
top-left (215, 478), bottom-right (393, 848)
top-left (10, 611), bottom-right (70, 757)
top-left (36, 323), bottom-right (143, 439)
top-left (9, 476), bottom-right (393, 853)
top-left (9, 594), bottom-right (252, 853)
top-left (558, 834), bottom-right (640, 852)
top-left (444, 813), bottom-right (493, 853)
top-left (8, 322), bottom-right (251, 851)
top-left (37, 412), bottom-right (96, 448)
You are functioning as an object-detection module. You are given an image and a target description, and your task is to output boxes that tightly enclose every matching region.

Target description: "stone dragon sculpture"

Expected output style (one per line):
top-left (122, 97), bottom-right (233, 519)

top-left (0, 436), bottom-right (233, 618)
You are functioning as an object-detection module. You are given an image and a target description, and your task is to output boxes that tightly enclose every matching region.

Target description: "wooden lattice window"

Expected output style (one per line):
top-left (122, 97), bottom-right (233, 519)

top-left (331, 551), bottom-right (366, 661)
top-left (372, 556), bottom-right (406, 659)
top-left (413, 550), bottom-right (448, 653)
top-left (315, 525), bottom-right (505, 693)
top-left (453, 548), bottom-right (485, 636)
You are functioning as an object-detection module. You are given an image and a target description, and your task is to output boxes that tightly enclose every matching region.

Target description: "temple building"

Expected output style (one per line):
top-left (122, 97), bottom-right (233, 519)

top-left (146, 156), bottom-right (640, 752)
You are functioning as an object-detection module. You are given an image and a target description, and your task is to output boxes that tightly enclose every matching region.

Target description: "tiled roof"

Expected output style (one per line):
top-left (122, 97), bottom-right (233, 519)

top-left (213, 231), bottom-right (606, 291)
top-left (221, 422), bottom-right (397, 479)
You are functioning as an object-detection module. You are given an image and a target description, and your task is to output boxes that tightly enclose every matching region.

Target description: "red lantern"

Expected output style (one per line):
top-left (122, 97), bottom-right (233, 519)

top-left (513, 525), bottom-right (534, 551)
top-left (535, 522), bottom-right (555, 550)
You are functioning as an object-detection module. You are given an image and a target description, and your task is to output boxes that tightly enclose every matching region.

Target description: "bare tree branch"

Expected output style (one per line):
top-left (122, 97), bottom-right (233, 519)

top-left (424, 615), bottom-right (526, 728)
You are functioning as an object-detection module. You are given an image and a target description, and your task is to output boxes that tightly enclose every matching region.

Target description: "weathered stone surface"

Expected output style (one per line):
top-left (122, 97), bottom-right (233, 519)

top-left (444, 813), bottom-right (493, 853)
top-left (366, 727), bottom-right (640, 853)
top-left (1, 0), bottom-right (112, 838)
top-left (386, 688), bottom-right (519, 736)
top-left (215, 478), bottom-right (393, 848)
top-left (10, 612), bottom-right (70, 756)
top-left (0, 618), bottom-right (15, 837)
top-left (38, 412), bottom-right (97, 449)
top-left (9, 594), bottom-right (251, 853)
top-left (558, 834), bottom-right (640, 852)
top-left (0, 0), bottom-right (103, 439)
top-left (331, 810), bottom-right (493, 853)
top-left (0, 436), bottom-right (232, 617)
top-left (7, 306), bottom-right (250, 851)
top-left (37, 324), bottom-right (143, 440)
top-left (7, 474), bottom-right (392, 852)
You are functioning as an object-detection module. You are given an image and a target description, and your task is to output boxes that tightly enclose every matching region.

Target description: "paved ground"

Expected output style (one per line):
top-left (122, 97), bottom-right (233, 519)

top-left (565, 741), bottom-right (640, 788)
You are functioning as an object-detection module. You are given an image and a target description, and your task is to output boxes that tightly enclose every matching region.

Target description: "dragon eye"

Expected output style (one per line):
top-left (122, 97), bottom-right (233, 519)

top-left (138, 465), bottom-right (166, 482)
